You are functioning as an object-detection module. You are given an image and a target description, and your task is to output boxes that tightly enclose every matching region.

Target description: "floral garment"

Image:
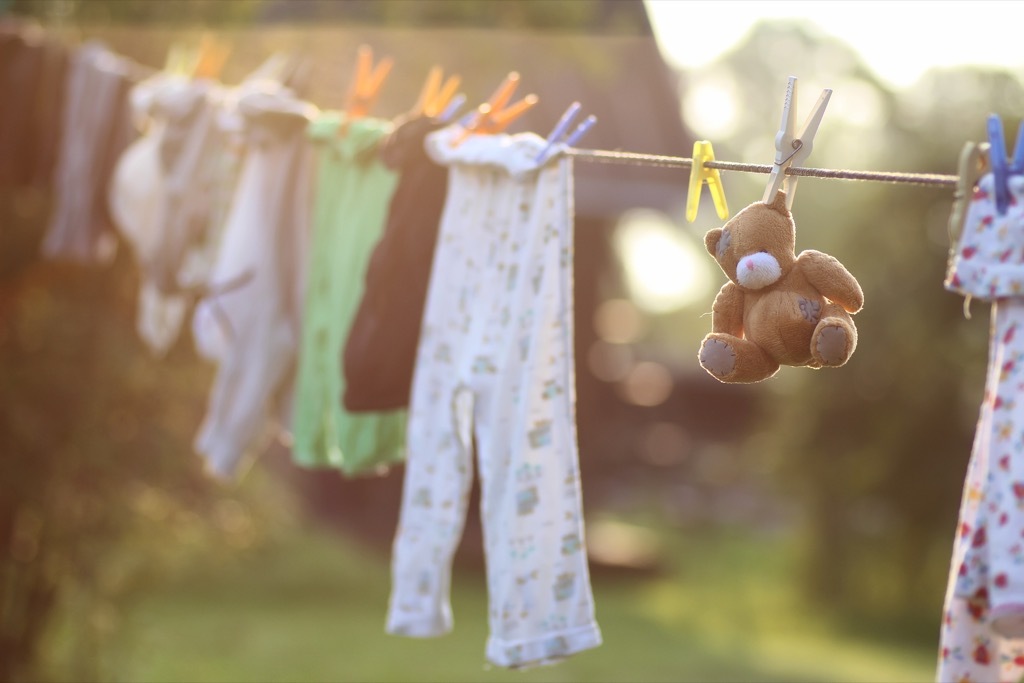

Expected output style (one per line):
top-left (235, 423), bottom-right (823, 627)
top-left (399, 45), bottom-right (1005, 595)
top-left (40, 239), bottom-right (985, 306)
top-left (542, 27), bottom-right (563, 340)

top-left (940, 173), bottom-right (1024, 682)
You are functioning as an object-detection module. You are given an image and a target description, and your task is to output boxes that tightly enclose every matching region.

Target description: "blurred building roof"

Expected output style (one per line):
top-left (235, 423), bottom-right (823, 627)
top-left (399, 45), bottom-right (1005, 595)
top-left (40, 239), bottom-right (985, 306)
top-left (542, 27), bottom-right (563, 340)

top-left (61, 0), bottom-right (693, 220)
top-left (318, 29), bottom-right (691, 220)
top-left (247, 0), bottom-right (694, 220)
top-left (255, 0), bottom-right (655, 35)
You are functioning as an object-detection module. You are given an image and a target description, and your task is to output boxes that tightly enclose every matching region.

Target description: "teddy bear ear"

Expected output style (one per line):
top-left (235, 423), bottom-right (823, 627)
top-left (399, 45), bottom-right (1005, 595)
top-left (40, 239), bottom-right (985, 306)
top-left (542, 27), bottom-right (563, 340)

top-left (765, 190), bottom-right (790, 216)
top-left (704, 227), bottom-right (724, 257)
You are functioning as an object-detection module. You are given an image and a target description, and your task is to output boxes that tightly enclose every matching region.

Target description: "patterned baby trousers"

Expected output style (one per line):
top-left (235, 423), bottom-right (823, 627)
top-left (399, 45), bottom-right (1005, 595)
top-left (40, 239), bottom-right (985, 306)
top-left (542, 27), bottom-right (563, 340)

top-left (386, 128), bottom-right (601, 669)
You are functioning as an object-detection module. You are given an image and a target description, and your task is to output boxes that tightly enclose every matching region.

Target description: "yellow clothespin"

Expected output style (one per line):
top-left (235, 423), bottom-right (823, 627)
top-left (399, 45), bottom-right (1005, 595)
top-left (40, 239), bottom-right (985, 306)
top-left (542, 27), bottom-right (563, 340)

top-left (948, 140), bottom-right (990, 242)
top-left (411, 65), bottom-right (462, 119)
top-left (762, 76), bottom-right (831, 210)
top-left (191, 34), bottom-right (231, 81)
top-left (344, 44), bottom-right (393, 120)
top-left (246, 51), bottom-right (292, 84)
top-left (452, 72), bottom-right (538, 147)
top-left (164, 42), bottom-right (190, 76)
top-left (686, 140), bottom-right (729, 222)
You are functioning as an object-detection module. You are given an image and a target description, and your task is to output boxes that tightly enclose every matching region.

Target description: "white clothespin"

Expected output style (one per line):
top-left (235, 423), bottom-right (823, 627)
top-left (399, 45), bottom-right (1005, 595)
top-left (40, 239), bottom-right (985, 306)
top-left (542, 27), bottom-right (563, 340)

top-left (762, 76), bottom-right (831, 210)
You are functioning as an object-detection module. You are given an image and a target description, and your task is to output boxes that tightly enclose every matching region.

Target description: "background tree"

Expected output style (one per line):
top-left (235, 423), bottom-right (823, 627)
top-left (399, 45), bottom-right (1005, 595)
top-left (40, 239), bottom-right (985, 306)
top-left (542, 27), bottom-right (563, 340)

top-left (690, 21), bottom-right (1024, 631)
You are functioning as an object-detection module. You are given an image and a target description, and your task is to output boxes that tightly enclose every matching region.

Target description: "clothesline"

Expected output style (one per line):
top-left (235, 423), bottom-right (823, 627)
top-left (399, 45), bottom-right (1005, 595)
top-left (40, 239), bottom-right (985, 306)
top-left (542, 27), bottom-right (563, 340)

top-left (565, 148), bottom-right (960, 188)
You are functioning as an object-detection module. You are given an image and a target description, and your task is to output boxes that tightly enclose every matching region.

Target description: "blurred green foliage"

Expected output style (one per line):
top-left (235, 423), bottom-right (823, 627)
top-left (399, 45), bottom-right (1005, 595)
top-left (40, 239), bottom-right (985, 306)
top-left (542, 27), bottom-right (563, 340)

top-left (94, 524), bottom-right (936, 682)
top-left (657, 21), bottom-right (1024, 629)
top-left (9, 0), bottom-right (650, 33)
top-left (0, 190), bottom-right (301, 681)
top-left (10, 0), bottom-right (264, 25)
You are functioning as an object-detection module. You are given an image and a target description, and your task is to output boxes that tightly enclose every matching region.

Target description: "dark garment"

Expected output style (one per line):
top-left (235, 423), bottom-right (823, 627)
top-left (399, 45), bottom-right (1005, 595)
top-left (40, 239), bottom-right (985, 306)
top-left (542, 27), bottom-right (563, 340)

top-left (0, 22), bottom-right (68, 189)
top-left (42, 42), bottom-right (147, 264)
top-left (342, 116), bottom-right (448, 412)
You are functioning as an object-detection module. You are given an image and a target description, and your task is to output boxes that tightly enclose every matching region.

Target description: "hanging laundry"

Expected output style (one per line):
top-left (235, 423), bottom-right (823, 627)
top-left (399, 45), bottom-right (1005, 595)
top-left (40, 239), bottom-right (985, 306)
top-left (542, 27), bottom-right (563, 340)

top-left (42, 41), bottom-right (147, 264)
top-left (343, 114), bottom-right (449, 412)
top-left (386, 127), bottom-right (601, 669)
top-left (191, 82), bottom-right (316, 480)
top-left (109, 72), bottom-right (230, 355)
top-left (108, 53), bottom-right (299, 357)
top-left (0, 20), bottom-right (68, 189)
top-left (289, 112), bottom-right (406, 475)
top-left (938, 171), bottom-right (1024, 682)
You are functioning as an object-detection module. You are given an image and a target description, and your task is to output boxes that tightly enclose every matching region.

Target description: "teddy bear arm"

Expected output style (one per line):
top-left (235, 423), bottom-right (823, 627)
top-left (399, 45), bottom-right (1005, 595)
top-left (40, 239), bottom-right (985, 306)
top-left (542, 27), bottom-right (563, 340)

top-left (797, 250), bottom-right (864, 313)
top-left (711, 282), bottom-right (745, 335)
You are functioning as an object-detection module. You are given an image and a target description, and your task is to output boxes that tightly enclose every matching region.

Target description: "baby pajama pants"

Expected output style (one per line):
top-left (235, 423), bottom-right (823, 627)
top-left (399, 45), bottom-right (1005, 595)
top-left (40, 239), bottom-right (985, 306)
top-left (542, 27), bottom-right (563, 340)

top-left (386, 129), bottom-right (601, 669)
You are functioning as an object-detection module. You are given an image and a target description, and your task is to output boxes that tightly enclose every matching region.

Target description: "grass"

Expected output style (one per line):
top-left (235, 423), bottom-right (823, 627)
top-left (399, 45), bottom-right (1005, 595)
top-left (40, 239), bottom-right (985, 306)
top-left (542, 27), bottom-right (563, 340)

top-left (64, 517), bottom-right (939, 683)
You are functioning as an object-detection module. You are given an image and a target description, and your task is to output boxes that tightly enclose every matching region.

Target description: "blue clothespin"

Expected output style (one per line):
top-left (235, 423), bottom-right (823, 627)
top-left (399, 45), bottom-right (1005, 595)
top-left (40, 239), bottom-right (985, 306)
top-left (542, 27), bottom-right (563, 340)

top-left (536, 102), bottom-right (581, 162)
top-left (988, 114), bottom-right (1011, 215)
top-left (437, 93), bottom-right (466, 124)
top-left (1011, 120), bottom-right (1024, 175)
top-left (563, 114), bottom-right (597, 148)
top-left (534, 102), bottom-right (597, 166)
top-left (985, 114), bottom-right (1024, 215)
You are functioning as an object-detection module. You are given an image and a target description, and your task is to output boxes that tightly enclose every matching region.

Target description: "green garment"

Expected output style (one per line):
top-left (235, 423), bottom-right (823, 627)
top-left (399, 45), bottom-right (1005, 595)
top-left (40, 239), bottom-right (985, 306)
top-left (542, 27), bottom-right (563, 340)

top-left (292, 113), bottom-right (405, 474)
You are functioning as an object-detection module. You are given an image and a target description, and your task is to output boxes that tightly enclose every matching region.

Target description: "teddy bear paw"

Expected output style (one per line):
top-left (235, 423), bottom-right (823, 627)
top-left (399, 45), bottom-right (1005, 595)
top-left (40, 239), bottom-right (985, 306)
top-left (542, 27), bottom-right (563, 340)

top-left (699, 338), bottom-right (736, 377)
top-left (813, 324), bottom-right (851, 366)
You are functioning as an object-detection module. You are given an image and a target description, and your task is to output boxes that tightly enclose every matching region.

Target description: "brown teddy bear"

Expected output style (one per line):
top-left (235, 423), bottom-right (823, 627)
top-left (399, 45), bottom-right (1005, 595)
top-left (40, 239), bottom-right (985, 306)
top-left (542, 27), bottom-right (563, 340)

top-left (699, 191), bottom-right (864, 383)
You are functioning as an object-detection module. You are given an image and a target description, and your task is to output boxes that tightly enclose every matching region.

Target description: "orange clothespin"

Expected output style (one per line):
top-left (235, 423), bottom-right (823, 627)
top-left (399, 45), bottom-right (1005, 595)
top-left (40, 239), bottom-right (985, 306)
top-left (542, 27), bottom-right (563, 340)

top-left (452, 72), bottom-right (538, 147)
top-left (411, 65), bottom-right (462, 119)
top-left (344, 44), bottom-right (393, 120)
top-left (191, 34), bottom-right (231, 81)
top-left (686, 141), bottom-right (729, 222)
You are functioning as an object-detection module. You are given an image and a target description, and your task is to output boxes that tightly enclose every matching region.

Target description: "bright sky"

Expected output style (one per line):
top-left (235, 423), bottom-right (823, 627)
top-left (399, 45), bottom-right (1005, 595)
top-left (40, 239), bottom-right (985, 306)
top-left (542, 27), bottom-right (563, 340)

top-left (622, 1), bottom-right (1024, 316)
top-left (645, 0), bottom-right (1024, 88)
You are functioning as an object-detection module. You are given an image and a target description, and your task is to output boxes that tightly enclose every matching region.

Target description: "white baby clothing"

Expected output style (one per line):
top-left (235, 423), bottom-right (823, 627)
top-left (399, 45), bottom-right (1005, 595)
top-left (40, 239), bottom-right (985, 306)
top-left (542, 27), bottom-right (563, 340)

top-left (191, 84), bottom-right (316, 480)
top-left (939, 174), bottom-right (1024, 681)
top-left (108, 66), bottom-right (281, 357)
top-left (110, 73), bottom-right (224, 355)
top-left (386, 128), bottom-right (601, 669)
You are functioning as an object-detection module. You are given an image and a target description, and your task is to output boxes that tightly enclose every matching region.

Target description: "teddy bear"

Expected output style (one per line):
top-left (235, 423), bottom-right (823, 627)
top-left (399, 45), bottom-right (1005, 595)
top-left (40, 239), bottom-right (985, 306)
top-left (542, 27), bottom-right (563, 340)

top-left (698, 191), bottom-right (864, 383)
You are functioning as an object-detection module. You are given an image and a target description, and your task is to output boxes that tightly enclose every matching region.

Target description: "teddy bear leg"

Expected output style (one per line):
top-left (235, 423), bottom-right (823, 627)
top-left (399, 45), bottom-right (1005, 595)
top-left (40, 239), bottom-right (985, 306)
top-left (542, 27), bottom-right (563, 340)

top-left (699, 333), bottom-right (780, 383)
top-left (810, 304), bottom-right (857, 368)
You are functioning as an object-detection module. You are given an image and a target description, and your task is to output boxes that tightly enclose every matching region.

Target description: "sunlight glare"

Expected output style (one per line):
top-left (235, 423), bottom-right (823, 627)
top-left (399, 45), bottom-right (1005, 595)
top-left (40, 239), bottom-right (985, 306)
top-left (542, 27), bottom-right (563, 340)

top-left (614, 210), bottom-right (714, 314)
top-left (645, 0), bottom-right (1024, 89)
top-left (830, 78), bottom-right (885, 128)
top-left (683, 76), bottom-right (739, 139)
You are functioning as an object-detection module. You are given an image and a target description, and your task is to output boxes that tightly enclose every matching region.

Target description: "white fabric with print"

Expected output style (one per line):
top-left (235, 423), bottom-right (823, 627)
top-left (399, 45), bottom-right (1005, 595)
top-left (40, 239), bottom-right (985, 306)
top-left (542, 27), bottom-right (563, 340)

top-left (386, 127), bottom-right (601, 669)
top-left (946, 174), bottom-right (1024, 301)
top-left (939, 177), bottom-right (1024, 682)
